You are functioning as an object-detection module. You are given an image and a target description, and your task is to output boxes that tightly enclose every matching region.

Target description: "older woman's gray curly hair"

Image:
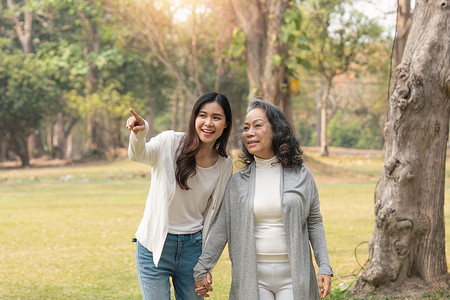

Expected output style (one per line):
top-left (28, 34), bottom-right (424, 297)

top-left (240, 97), bottom-right (303, 168)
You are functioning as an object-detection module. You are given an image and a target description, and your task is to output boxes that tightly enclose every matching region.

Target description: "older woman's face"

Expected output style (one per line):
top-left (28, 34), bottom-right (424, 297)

top-left (242, 108), bottom-right (274, 159)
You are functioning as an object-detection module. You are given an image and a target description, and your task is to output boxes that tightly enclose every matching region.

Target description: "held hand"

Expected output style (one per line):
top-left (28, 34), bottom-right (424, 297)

top-left (126, 108), bottom-right (145, 134)
top-left (318, 274), bottom-right (331, 299)
top-left (195, 272), bottom-right (213, 297)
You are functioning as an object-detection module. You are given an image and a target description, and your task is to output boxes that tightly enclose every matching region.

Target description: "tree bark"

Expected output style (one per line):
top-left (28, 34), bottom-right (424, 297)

top-left (65, 133), bottom-right (73, 159)
top-left (81, 12), bottom-right (102, 150)
top-left (145, 83), bottom-right (156, 139)
top-left (53, 104), bottom-right (79, 160)
top-left (180, 94), bottom-right (188, 132)
top-left (52, 112), bottom-right (65, 158)
top-left (315, 88), bottom-right (322, 146)
top-left (52, 96), bottom-right (79, 159)
top-left (172, 88), bottom-right (180, 131)
top-left (9, 132), bottom-right (29, 167)
top-left (230, 0), bottom-right (291, 118)
top-left (7, 0), bottom-right (32, 54)
top-left (27, 129), bottom-right (45, 158)
top-left (190, 0), bottom-right (203, 96)
top-left (320, 79), bottom-right (332, 156)
top-left (393, 0), bottom-right (412, 68)
top-left (354, 0), bottom-right (449, 295)
top-left (0, 138), bottom-right (6, 162)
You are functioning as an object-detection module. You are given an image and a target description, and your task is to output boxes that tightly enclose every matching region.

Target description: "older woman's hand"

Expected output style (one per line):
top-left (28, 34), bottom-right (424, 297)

top-left (318, 274), bottom-right (331, 298)
top-left (195, 272), bottom-right (213, 297)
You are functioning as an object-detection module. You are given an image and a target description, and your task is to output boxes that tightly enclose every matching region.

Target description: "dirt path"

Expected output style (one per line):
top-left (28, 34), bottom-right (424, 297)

top-left (303, 146), bottom-right (385, 158)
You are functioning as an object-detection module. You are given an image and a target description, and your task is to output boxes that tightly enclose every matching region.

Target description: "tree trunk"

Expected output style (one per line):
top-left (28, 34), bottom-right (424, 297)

top-left (0, 138), bottom-right (6, 162)
top-left (53, 94), bottom-right (79, 159)
top-left (27, 130), bottom-right (45, 158)
top-left (7, 0), bottom-right (32, 54)
top-left (393, 0), bottom-right (412, 68)
top-left (315, 88), bottom-right (323, 146)
top-left (172, 90), bottom-right (180, 131)
top-left (230, 0), bottom-right (291, 115)
top-left (181, 94), bottom-right (188, 132)
top-left (145, 83), bottom-right (155, 139)
top-left (10, 133), bottom-right (30, 167)
top-left (53, 109), bottom-right (79, 160)
top-left (65, 133), bottom-right (73, 159)
top-left (230, 100), bottom-right (243, 150)
top-left (81, 13), bottom-right (102, 150)
top-left (320, 80), bottom-right (332, 156)
top-left (46, 119), bottom-right (54, 150)
top-left (53, 112), bottom-right (65, 158)
top-left (354, 0), bottom-right (449, 295)
top-left (108, 116), bottom-right (122, 149)
top-left (280, 80), bottom-right (293, 126)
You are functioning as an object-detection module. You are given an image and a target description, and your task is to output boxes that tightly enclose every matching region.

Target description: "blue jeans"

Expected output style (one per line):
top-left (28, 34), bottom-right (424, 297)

top-left (136, 231), bottom-right (203, 300)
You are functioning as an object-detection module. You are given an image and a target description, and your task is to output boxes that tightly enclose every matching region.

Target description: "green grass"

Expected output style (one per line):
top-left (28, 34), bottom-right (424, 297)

top-left (0, 154), bottom-right (448, 299)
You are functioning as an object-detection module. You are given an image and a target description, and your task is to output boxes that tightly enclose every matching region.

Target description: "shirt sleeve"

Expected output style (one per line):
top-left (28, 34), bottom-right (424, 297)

top-left (128, 120), bottom-right (163, 166)
top-left (193, 182), bottom-right (231, 281)
top-left (307, 173), bottom-right (334, 276)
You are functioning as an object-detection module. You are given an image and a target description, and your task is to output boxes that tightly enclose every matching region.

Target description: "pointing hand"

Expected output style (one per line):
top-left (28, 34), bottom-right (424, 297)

top-left (126, 108), bottom-right (145, 134)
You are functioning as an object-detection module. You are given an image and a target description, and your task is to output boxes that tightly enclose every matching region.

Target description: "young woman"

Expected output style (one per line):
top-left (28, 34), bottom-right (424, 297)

top-left (194, 98), bottom-right (333, 300)
top-left (126, 92), bottom-right (233, 300)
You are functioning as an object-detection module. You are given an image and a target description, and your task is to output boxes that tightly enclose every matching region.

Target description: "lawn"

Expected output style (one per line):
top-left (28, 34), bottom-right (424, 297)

top-left (0, 152), bottom-right (448, 299)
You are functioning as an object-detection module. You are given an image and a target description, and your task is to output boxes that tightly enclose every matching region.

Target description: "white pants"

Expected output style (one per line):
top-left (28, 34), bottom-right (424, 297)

top-left (257, 262), bottom-right (294, 300)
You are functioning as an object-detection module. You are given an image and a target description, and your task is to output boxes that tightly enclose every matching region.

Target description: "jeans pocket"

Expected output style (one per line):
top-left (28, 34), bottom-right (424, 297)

top-left (191, 231), bottom-right (202, 246)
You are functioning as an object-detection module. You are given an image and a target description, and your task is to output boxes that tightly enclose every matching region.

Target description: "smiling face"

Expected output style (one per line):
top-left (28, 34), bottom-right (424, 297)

top-left (242, 108), bottom-right (274, 159)
top-left (195, 101), bottom-right (227, 147)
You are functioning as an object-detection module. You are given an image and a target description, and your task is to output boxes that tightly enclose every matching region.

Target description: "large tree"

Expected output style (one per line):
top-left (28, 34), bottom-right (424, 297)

top-left (354, 0), bottom-right (449, 296)
top-left (229, 0), bottom-right (292, 120)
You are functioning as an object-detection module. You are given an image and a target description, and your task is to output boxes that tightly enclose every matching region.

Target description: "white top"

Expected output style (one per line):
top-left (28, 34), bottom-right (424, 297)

top-left (169, 161), bottom-right (221, 234)
top-left (253, 156), bottom-right (289, 263)
top-left (128, 121), bottom-right (233, 267)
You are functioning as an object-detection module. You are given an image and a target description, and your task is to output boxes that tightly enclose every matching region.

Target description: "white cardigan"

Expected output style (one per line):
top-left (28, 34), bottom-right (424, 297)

top-left (128, 121), bottom-right (233, 266)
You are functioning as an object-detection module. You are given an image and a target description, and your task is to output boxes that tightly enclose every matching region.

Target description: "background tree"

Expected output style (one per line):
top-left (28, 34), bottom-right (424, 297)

top-left (229, 0), bottom-right (292, 121)
top-left (105, 0), bottom-right (248, 146)
top-left (37, 41), bottom-right (84, 159)
top-left (326, 38), bottom-right (392, 150)
top-left (0, 39), bottom-right (59, 166)
top-left (393, 0), bottom-right (412, 68)
top-left (300, 0), bottom-right (383, 156)
top-left (354, 0), bottom-right (449, 296)
top-left (6, 0), bottom-right (47, 157)
top-left (104, 0), bottom-right (203, 102)
top-left (291, 40), bottom-right (391, 151)
top-left (0, 0), bottom-right (402, 168)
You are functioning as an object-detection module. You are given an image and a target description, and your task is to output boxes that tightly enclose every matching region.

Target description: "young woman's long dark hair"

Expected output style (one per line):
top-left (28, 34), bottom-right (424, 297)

top-left (240, 97), bottom-right (303, 168)
top-left (176, 92), bottom-right (232, 190)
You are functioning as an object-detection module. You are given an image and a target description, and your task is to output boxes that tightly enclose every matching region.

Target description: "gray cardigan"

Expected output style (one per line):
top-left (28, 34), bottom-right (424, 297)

top-left (193, 162), bottom-right (333, 300)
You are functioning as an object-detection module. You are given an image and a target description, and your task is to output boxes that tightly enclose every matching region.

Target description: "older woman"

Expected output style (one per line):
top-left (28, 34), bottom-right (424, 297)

top-left (194, 98), bottom-right (333, 300)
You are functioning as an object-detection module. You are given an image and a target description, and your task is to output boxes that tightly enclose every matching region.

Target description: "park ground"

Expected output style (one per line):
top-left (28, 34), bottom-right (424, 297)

top-left (0, 147), bottom-right (449, 299)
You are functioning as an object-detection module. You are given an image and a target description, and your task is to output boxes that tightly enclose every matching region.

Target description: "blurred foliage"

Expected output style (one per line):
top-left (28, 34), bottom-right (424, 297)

top-left (0, 0), bottom-right (392, 164)
top-left (0, 38), bottom-right (60, 125)
top-left (290, 0), bottom-right (389, 150)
